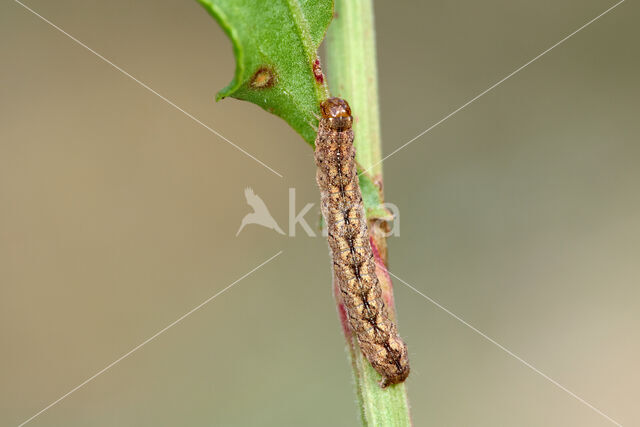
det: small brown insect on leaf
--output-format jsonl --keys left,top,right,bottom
{"left": 250, "top": 65, "right": 277, "bottom": 89}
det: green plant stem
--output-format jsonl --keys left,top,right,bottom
{"left": 325, "top": 1, "right": 412, "bottom": 426}
{"left": 325, "top": 0, "right": 382, "bottom": 177}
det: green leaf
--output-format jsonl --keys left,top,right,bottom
{"left": 197, "top": 0, "right": 333, "bottom": 145}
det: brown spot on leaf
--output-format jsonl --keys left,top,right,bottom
{"left": 250, "top": 66, "right": 277, "bottom": 89}
{"left": 313, "top": 58, "right": 324, "bottom": 84}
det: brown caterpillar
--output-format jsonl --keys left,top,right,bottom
{"left": 315, "top": 97, "right": 409, "bottom": 387}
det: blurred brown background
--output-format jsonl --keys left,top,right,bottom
{"left": 1, "top": 0, "right": 639, "bottom": 425}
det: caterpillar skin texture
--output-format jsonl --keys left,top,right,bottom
{"left": 315, "top": 98, "right": 409, "bottom": 387}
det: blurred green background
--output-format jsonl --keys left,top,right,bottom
{"left": 1, "top": 1, "right": 638, "bottom": 425}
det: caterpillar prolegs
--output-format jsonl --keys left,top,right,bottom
{"left": 314, "top": 98, "right": 409, "bottom": 387}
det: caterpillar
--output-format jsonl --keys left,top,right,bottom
{"left": 314, "top": 97, "right": 410, "bottom": 387}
